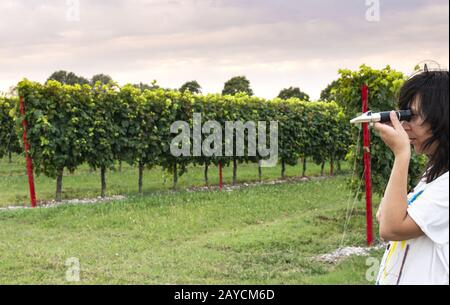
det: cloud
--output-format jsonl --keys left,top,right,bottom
{"left": 0, "top": 0, "right": 448, "bottom": 99}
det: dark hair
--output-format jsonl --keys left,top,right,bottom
{"left": 399, "top": 70, "right": 449, "bottom": 183}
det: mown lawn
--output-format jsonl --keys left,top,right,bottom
{"left": 0, "top": 175, "right": 383, "bottom": 285}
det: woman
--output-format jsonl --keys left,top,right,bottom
{"left": 374, "top": 70, "right": 449, "bottom": 285}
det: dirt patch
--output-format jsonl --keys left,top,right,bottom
{"left": 187, "top": 175, "right": 331, "bottom": 193}
{"left": 0, "top": 195, "right": 126, "bottom": 212}
{"left": 316, "top": 244, "right": 386, "bottom": 264}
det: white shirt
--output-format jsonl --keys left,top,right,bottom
{"left": 377, "top": 172, "right": 449, "bottom": 285}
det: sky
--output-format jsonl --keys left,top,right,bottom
{"left": 0, "top": 0, "right": 448, "bottom": 100}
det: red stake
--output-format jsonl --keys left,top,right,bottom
{"left": 362, "top": 84, "right": 373, "bottom": 246}
{"left": 219, "top": 161, "right": 223, "bottom": 191}
{"left": 20, "top": 96, "right": 37, "bottom": 208}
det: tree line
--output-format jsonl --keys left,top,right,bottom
{"left": 46, "top": 70, "right": 310, "bottom": 99}
{"left": 1, "top": 65, "right": 427, "bottom": 202}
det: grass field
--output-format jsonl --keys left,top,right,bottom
{"left": 1, "top": 155, "right": 351, "bottom": 207}
{"left": 0, "top": 155, "right": 383, "bottom": 285}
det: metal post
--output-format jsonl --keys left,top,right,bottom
{"left": 20, "top": 96, "right": 37, "bottom": 208}
{"left": 362, "top": 84, "right": 373, "bottom": 246}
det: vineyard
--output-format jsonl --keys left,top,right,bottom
{"left": 1, "top": 80, "right": 352, "bottom": 202}
{"left": 0, "top": 65, "right": 427, "bottom": 205}
{"left": 0, "top": 0, "right": 445, "bottom": 287}
{"left": 0, "top": 65, "right": 426, "bottom": 285}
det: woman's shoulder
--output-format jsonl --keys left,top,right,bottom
{"left": 432, "top": 171, "right": 449, "bottom": 184}
{"left": 425, "top": 171, "right": 449, "bottom": 194}
{"left": 413, "top": 171, "right": 448, "bottom": 194}
{"left": 420, "top": 171, "right": 449, "bottom": 185}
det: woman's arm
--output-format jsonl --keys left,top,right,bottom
{"left": 373, "top": 112, "right": 424, "bottom": 241}
{"left": 380, "top": 152, "right": 423, "bottom": 240}
{"left": 376, "top": 199, "right": 383, "bottom": 224}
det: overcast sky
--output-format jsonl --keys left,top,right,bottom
{"left": 0, "top": 0, "right": 448, "bottom": 99}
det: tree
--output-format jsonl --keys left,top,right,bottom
{"left": 320, "top": 80, "right": 338, "bottom": 102}
{"left": 7, "top": 86, "right": 17, "bottom": 97}
{"left": 133, "top": 80, "right": 160, "bottom": 91}
{"left": 333, "top": 65, "right": 426, "bottom": 196}
{"left": 87, "top": 83, "right": 121, "bottom": 198}
{"left": 155, "top": 89, "right": 193, "bottom": 189}
{"left": 274, "top": 99, "right": 304, "bottom": 179}
{"left": 47, "top": 71, "right": 68, "bottom": 83}
{"left": 17, "top": 80, "right": 92, "bottom": 202}
{"left": 180, "top": 81, "right": 202, "bottom": 94}
{"left": 47, "top": 70, "right": 89, "bottom": 85}
{"left": 134, "top": 82, "right": 152, "bottom": 91}
{"left": 222, "top": 76, "right": 253, "bottom": 96}
{"left": 91, "top": 74, "right": 114, "bottom": 86}
{"left": 278, "top": 87, "right": 310, "bottom": 101}
{"left": 0, "top": 97, "right": 21, "bottom": 162}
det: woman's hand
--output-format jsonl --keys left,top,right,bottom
{"left": 373, "top": 111, "right": 411, "bottom": 158}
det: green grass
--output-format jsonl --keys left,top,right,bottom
{"left": 0, "top": 154, "right": 351, "bottom": 207}
{"left": 0, "top": 176, "right": 382, "bottom": 284}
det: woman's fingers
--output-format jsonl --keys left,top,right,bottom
{"left": 373, "top": 112, "right": 411, "bottom": 157}
{"left": 373, "top": 113, "right": 404, "bottom": 137}
{"left": 390, "top": 111, "right": 403, "bottom": 130}
{"left": 373, "top": 122, "right": 382, "bottom": 137}
{"left": 373, "top": 122, "right": 393, "bottom": 135}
